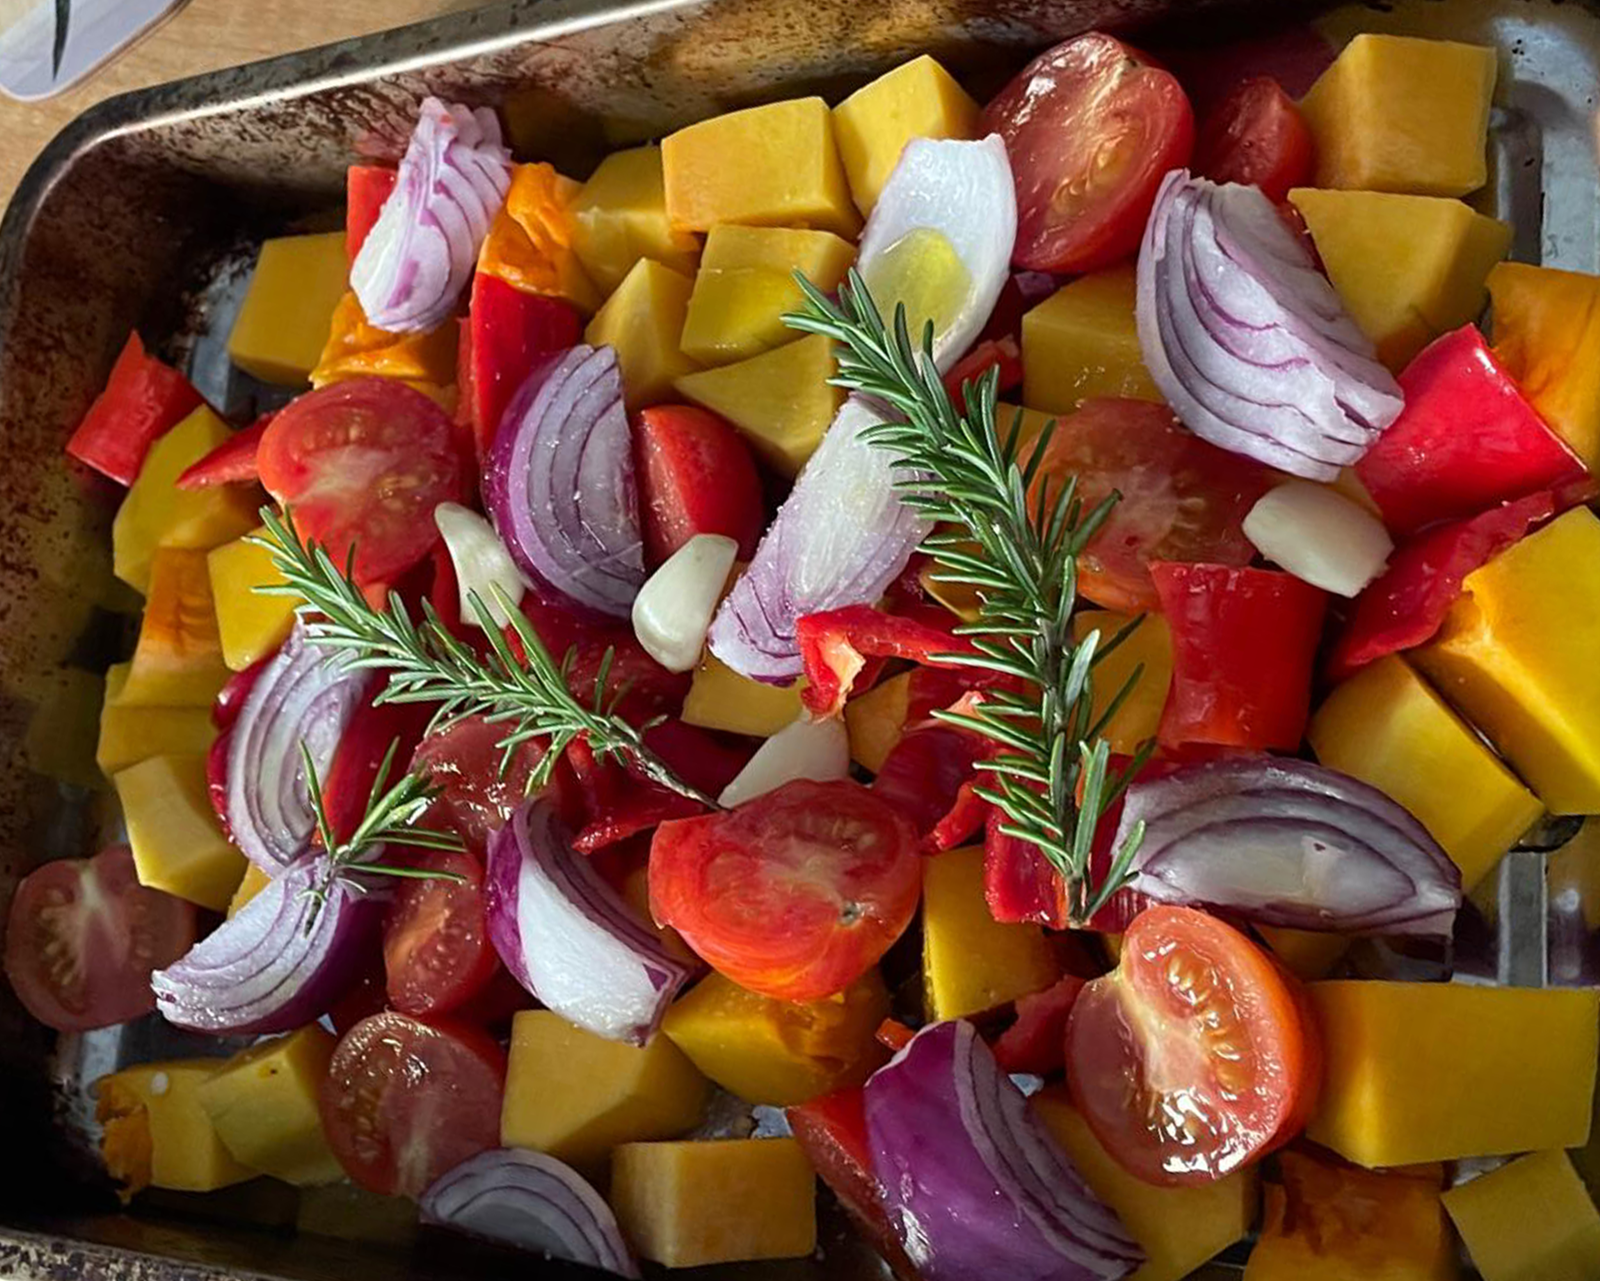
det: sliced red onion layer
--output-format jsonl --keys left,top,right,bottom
{"left": 420, "top": 1148, "right": 639, "bottom": 1278}
{"left": 484, "top": 345, "right": 644, "bottom": 619}
{"left": 351, "top": 98, "right": 512, "bottom": 333}
{"left": 708, "top": 396, "right": 931, "bottom": 682}
{"left": 1136, "top": 170, "right": 1403, "bottom": 481}
{"left": 226, "top": 621, "right": 375, "bottom": 874}
{"left": 152, "top": 855, "right": 379, "bottom": 1034}
{"left": 866, "top": 1020, "right": 1141, "bottom": 1281}
{"left": 1116, "top": 756, "right": 1462, "bottom": 936}
{"left": 485, "top": 797, "right": 692, "bottom": 1044}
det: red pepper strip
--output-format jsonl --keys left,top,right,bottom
{"left": 871, "top": 726, "right": 987, "bottom": 851}
{"left": 458, "top": 274, "right": 583, "bottom": 460}
{"left": 175, "top": 415, "right": 271, "bottom": 490}
{"left": 1354, "top": 325, "right": 1590, "bottom": 537}
{"left": 321, "top": 691, "right": 437, "bottom": 844}
{"left": 1152, "top": 562, "right": 1327, "bottom": 751}
{"left": 992, "top": 973, "right": 1086, "bottom": 1076}
{"left": 346, "top": 165, "right": 398, "bottom": 265}
{"left": 984, "top": 804, "right": 1069, "bottom": 929}
{"left": 875, "top": 1018, "right": 917, "bottom": 1053}
{"left": 66, "top": 331, "right": 204, "bottom": 486}
{"left": 942, "top": 336, "right": 1023, "bottom": 415}
{"left": 564, "top": 738, "right": 705, "bottom": 854}
{"left": 206, "top": 655, "right": 276, "bottom": 838}
{"left": 797, "top": 605, "right": 979, "bottom": 719}
{"left": 641, "top": 719, "right": 753, "bottom": 802}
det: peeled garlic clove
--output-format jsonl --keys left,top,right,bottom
{"left": 435, "top": 502, "right": 530, "bottom": 628}
{"left": 631, "top": 534, "right": 740, "bottom": 674}
{"left": 1243, "top": 480, "right": 1394, "bottom": 598}
{"left": 717, "top": 714, "right": 851, "bottom": 809}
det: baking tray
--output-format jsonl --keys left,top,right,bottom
{"left": 1, "top": 0, "right": 1598, "bottom": 1277}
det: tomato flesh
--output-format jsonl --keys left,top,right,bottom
{"left": 649, "top": 779, "right": 921, "bottom": 1002}
{"left": 1193, "top": 76, "right": 1314, "bottom": 203}
{"left": 1065, "top": 905, "right": 1318, "bottom": 1185}
{"left": 409, "top": 715, "right": 552, "bottom": 852}
{"left": 383, "top": 848, "right": 501, "bottom": 1018}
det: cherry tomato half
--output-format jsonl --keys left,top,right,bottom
{"left": 409, "top": 715, "right": 552, "bottom": 852}
{"left": 649, "top": 779, "right": 921, "bottom": 1002}
{"left": 382, "top": 848, "right": 501, "bottom": 1018}
{"left": 3, "top": 846, "right": 197, "bottom": 1032}
{"left": 319, "top": 1011, "right": 506, "bottom": 1197}
{"left": 983, "top": 33, "right": 1195, "bottom": 274}
{"left": 1065, "top": 905, "right": 1320, "bottom": 1185}
{"left": 257, "top": 378, "right": 464, "bottom": 585}
{"left": 1193, "top": 76, "right": 1315, "bottom": 203}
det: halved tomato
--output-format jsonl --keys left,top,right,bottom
{"left": 319, "top": 1011, "right": 506, "bottom": 1197}
{"left": 382, "top": 848, "right": 501, "bottom": 1018}
{"left": 257, "top": 378, "right": 464, "bottom": 585}
{"left": 1028, "top": 398, "right": 1272, "bottom": 612}
{"left": 3, "top": 846, "right": 197, "bottom": 1032}
{"left": 649, "top": 779, "right": 921, "bottom": 1002}
{"left": 1192, "top": 76, "right": 1315, "bottom": 203}
{"left": 409, "top": 714, "right": 553, "bottom": 852}
{"left": 1065, "top": 905, "right": 1320, "bottom": 1185}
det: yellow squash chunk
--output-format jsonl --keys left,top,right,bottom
{"left": 197, "top": 1026, "right": 343, "bottom": 1186}
{"left": 1256, "top": 926, "right": 1349, "bottom": 981}
{"left": 116, "top": 754, "right": 246, "bottom": 912}
{"left": 1034, "top": 1089, "right": 1257, "bottom": 1281}
{"left": 584, "top": 258, "right": 698, "bottom": 412}
{"left": 310, "top": 291, "right": 457, "bottom": 390}
{"left": 208, "top": 527, "right": 300, "bottom": 672}
{"left": 680, "top": 226, "right": 855, "bottom": 366}
{"left": 1289, "top": 188, "right": 1511, "bottom": 370}
{"left": 97, "top": 1061, "right": 254, "bottom": 1196}
{"left": 1306, "top": 980, "right": 1599, "bottom": 1166}
{"left": 227, "top": 232, "right": 349, "bottom": 385}
{"left": 120, "top": 547, "right": 229, "bottom": 707}
{"left": 924, "top": 845, "right": 1059, "bottom": 1021}
{"left": 1488, "top": 261, "right": 1600, "bottom": 469}
{"left": 682, "top": 654, "right": 805, "bottom": 737}
{"left": 663, "top": 97, "right": 860, "bottom": 238}
{"left": 845, "top": 670, "right": 911, "bottom": 772}
{"left": 112, "top": 406, "right": 260, "bottom": 594}
{"left": 662, "top": 970, "right": 889, "bottom": 1106}
{"left": 1443, "top": 1149, "right": 1600, "bottom": 1281}
{"left": 572, "top": 145, "right": 700, "bottom": 294}
{"left": 622, "top": 864, "right": 696, "bottom": 964}
{"left": 227, "top": 861, "right": 273, "bottom": 920}
{"left": 1072, "top": 610, "right": 1171, "bottom": 755}
{"left": 1414, "top": 508, "right": 1600, "bottom": 813}
{"left": 1022, "top": 269, "right": 1163, "bottom": 413}
{"left": 610, "top": 1138, "right": 816, "bottom": 1268}
{"left": 500, "top": 1010, "right": 708, "bottom": 1171}
{"left": 832, "top": 55, "right": 981, "bottom": 216}
{"left": 1309, "top": 655, "right": 1542, "bottom": 889}
{"left": 478, "top": 162, "right": 602, "bottom": 313}
{"left": 674, "top": 333, "right": 841, "bottom": 475}
{"left": 96, "top": 662, "right": 215, "bottom": 777}
{"left": 1299, "top": 34, "right": 1497, "bottom": 197}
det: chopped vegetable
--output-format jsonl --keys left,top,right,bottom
{"left": 207, "top": 524, "right": 300, "bottom": 671}
{"left": 97, "top": 1061, "right": 254, "bottom": 1196}
{"left": 993, "top": 974, "right": 1085, "bottom": 1077}
{"left": 716, "top": 713, "right": 849, "bottom": 808}
{"left": 1242, "top": 481, "right": 1393, "bottom": 598}
{"left": 344, "top": 164, "right": 397, "bottom": 264}
{"left": 681, "top": 652, "right": 805, "bottom": 737}
{"left": 871, "top": 724, "right": 988, "bottom": 849}
{"left": 65, "top": 330, "right": 203, "bottom": 486}
{"left": 570, "top": 144, "right": 699, "bottom": 294}
{"left": 382, "top": 847, "right": 500, "bottom": 1018}
{"left": 631, "top": 533, "right": 738, "bottom": 674}
{"left": 457, "top": 272, "right": 582, "bottom": 456}
{"left": 1020, "top": 269, "right": 1161, "bottom": 413}
{"left": 634, "top": 403, "right": 764, "bottom": 566}
{"left": 433, "top": 501, "right": 527, "bottom": 629}
{"left": 1192, "top": 75, "right": 1313, "bottom": 202}
{"left": 583, "top": 258, "right": 698, "bottom": 410}
{"left": 476, "top": 161, "right": 600, "bottom": 313}
{"left": 118, "top": 547, "right": 230, "bottom": 706}
{"left": 309, "top": 292, "right": 457, "bottom": 392}
{"left": 229, "top": 231, "right": 351, "bottom": 383}
{"left": 1071, "top": 611, "right": 1171, "bottom": 754}
{"left": 794, "top": 603, "right": 973, "bottom": 718}
{"left": 1441, "top": 1149, "right": 1600, "bottom": 1281}
{"left": 96, "top": 663, "right": 216, "bottom": 775}
{"left": 116, "top": 753, "right": 247, "bottom": 911}
{"left": 175, "top": 415, "right": 269, "bottom": 490}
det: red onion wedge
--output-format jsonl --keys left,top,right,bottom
{"left": 420, "top": 1148, "right": 639, "bottom": 1278}
{"left": 152, "top": 855, "right": 380, "bottom": 1034}
{"left": 865, "top": 1020, "right": 1141, "bottom": 1281}
{"left": 352, "top": 98, "right": 513, "bottom": 333}
{"left": 709, "top": 396, "right": 931, "bottom": 683}
{"left": 484, "top": 345, "right": 645, "bottom": 619}
{"left": 226, "top": 621, "right": 375, "bottom": 874}
{"left": 1115, "top": 755, "right": 1462, "bottom": 936}
{"left": 1136, "top": 171, "right": 1403, "bottom": 481}
{"left": 485, "top": 797, "right": 693, "bottom": 1044}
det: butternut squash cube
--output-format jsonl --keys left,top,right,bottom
{"left": 1034, "top": 1088, "right": 1257, "bottom": 1281}
{"left": 663, "top": 97, "right": 860, "bottom": 238}
{"left": 1073, "top": 610, "right": 1172, "bottom": 755}
{"left": 584, "top": 258, "right": 698, "bottom": 411}
{"left": 96, "top": 662, "right": 215, "bottom": 777}
{"left": 845, "top": 670, "right": 912, "bottom": 772}
{"left": 227, "top": 232, "right": 349, "bottom": 385}
{"left": 680, "top": 226, "right": 855, "bottom": 366}
{"left": 120, "top": 548, "right": 229, "bottom": 707}
{"left": 682, "top": 653, "right": 806, "bottom": 737}
{"left": 1021, "top": 269, "right": 1163, "bottom": 413}
{"left": 1309, "top": 655, "right": 1541, "bottom": 889}
{"left": 1413, "top": 508, "right": 1600, "bottom": 813}
{"left": 208, "top": 527, "right": 299, "bottom": 672}
{"left": 1488, "top": 261, "right": 1600, "bottom": 469}
{"left": 115, "top": 754, "right": 246, "bottom": 912}
{"left": 478, "top": 162, "right": 603, "bottom": 315}
{"left": 1289, "top": 188, "right": 1511, "bottom": 370}
{"left": 572, "top": 145, "right": 700, "bottom": 294}
{"left": 310, "top": 292, "right": 457, "bottom": 390}
{"left": 832, "top": 55, "right": 981, "bottom": 217}
{"left": 1299, "top": 34, "right": 1498, "bottom": 198}
{"left": 924, "top": 845, "right": 1059, "bottom": 1021}
{"left": 674, "top": 333, "right": 842, "bottom": 475}
{"left": 112, "top": 406, "right": 261, "bottom": 594}
{"left": 97, "top": 1061, "right": 254, "bottom": 1196}
{"left": 610, "top": 1138, "right": 817, "bottom": 1267}
{"left": 227, "top": 861, "right": 273, "bottom": 920}
{"left": 1306, "top": 980, "right": 1599, "bottom": 1166}
{"left": 500, "top": 1010, "right": 708, "bottom": 1171}
{"left": 197, "top": 1026, "right": 343, "bottom": 1186}
{"left": 662, "top": 970, "right": 889, "bottom": 1106}
{"left": 1443, "top": 1150, "right": 1600, "bottom": 1281}
{"left": 1256, "top": 926, "right": 1349, "bottom": 981}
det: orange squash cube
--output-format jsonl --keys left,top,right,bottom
{"left": 119, "top": 547, "right": 230, "bottom": 707}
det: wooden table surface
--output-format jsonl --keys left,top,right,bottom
{"left": 0, "top": 0, "right": 487, "bottom": 206}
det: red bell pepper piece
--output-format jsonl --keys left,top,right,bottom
{"left": 875, "top": 1018, "right": 917, "bottom": 1052}
{"left": 871, "top": 725, "right": 988, "bottom": 851}
{"left": 206, "top": 655, "right": 276, "bottom": 837}
{"left": 66, "top": 331, "right": 204, "bottom": 486}
{"left": 562, "top": 738, "right": 705, "bottom": 853}
{"left": 634, "top": 404, "right": 766, "bottom": 566}
{"left": 174, "top": 414, "right": 272, "bottom": 490}
{"left": 984, "top": 804, "right": 1069, "bottom": 929}
{"left": 1354, "top": 325, "right": 1589, "bottom": 536}
{"left": 346, "top": 165, "right": 398, "bottom": 265}
{"left": 797, "top": 605, "right": 978, "bottom": 719}
{"left": 992, "top": 973, "right": 1086, "bottom": 1076}
{"left": 942, "top": 336, "right": 1024, "bottom": 414}
{"left": 641, "top": 719, "right": 753, "bottom": 801}
{"left": 459, "top": 274, "right": 583, "bottom": 458}
{"left": 1152, "top": 563, "right": 1327, "bottom": 751}
{"left": 321, "top": 692, "right": 437, "bottom": 844}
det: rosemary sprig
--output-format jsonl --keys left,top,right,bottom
{"left": 252, "top": 508, "right": 713, "bottom": 808}
{"left": 786, "top": 270, "right": 1152, "bottom": 925}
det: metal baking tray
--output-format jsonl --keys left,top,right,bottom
{"left": 1, "top": 0, "right": 1597, "bottom": 1277}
